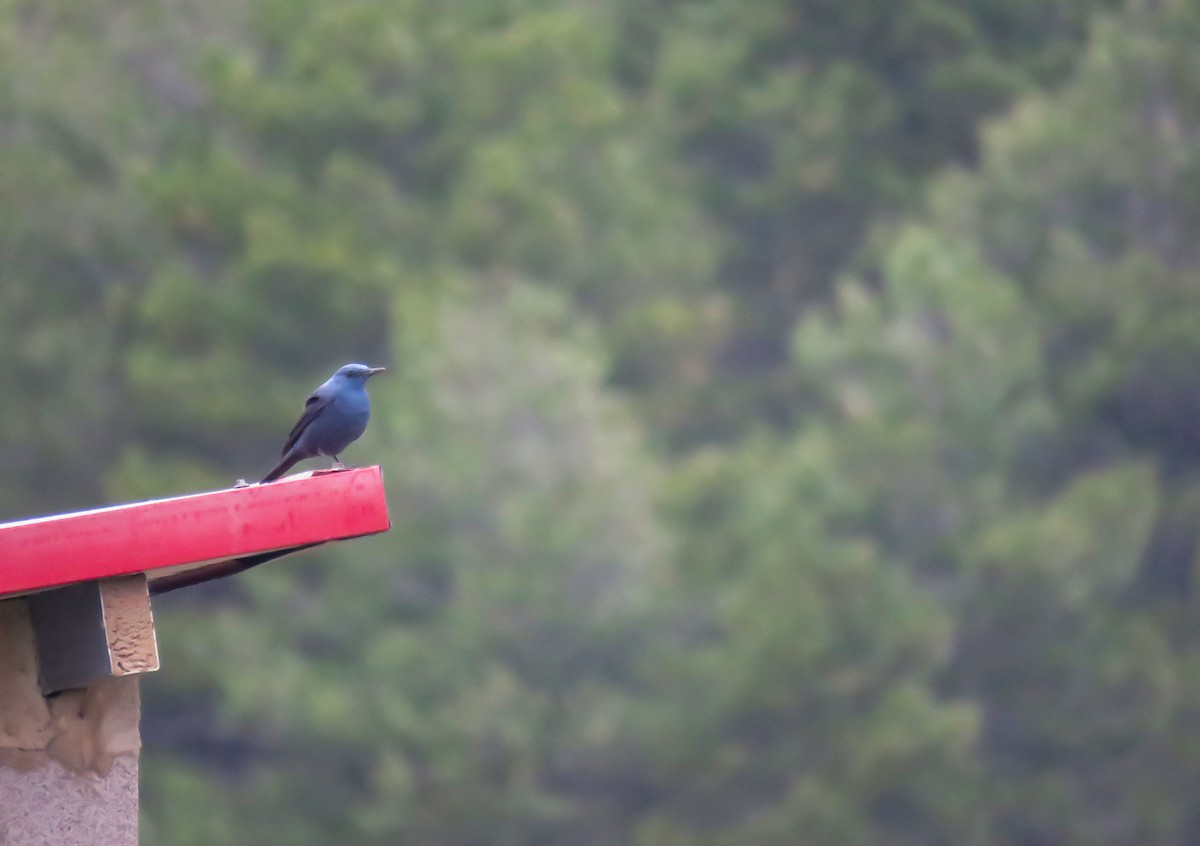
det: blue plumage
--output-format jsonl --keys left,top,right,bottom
{"left": 261, "top": 363, "right": 386, "bottom": 483}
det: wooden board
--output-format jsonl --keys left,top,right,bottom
{"left": 0, "top": 467, "right": 390, "bottom": 599}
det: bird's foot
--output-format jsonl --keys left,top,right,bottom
{"left": 330, "top": 460, "right": 346, "bottom": 471}
{"left": 234, "top": 478, "right": 250, "bottom": 488}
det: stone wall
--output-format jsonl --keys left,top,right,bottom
{"left": 0, "top": 600, "right": 139, "bottom": 846}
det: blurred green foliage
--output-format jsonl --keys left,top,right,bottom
{"left": 3, "top": 0, "right": 1200, "bottom": 843}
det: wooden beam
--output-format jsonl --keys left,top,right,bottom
{"left": 0, "top": 466, "right": 390, "bottom": 599}
{"left": 28, "top": 575, "right": 159, "bottom": 695}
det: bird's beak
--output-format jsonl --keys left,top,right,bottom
{"left": 367, "top": 366, "right": 388, "bottom": 377}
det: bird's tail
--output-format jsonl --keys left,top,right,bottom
{"left": 261, "top": 451, "right": 302, "bottom": 484}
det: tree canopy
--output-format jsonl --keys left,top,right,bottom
{"left": 1, "top": 1, "right": 1198, "bottom": 843}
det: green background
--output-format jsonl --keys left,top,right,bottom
{"left": 2, "top": 0, "right": 1199, "bottom": 842}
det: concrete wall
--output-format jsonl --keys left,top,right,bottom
{"left": 0, "top": 600, "right": 140, "bottom": 846}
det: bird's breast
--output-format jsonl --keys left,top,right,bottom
{"left": 330, "top": 391, "right": 370, "bottom": 424}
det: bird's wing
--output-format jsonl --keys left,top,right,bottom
{"left": 281, "top": 391, "right": 333, "bottom": 456}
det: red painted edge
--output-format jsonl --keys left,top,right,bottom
{"left": 0, "top": 467, "right": 390, "bottom": 599}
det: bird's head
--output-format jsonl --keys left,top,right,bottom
{"left": 334, "top": 363, "right": 388, "bottom": 382}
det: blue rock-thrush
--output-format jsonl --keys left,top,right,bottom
{"left": 261, "top": 363, "right": 386, "bottom": 483}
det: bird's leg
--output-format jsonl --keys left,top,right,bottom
{"left": 331, "top": 455, "right": 345, "bottom": 471}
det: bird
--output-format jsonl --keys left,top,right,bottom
{"left": 260, "top": 363, "right": 387, "bottom": 483}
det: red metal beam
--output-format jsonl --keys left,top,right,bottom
{"left": 0, "top": 467, "right": 390, "bottom": 599}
